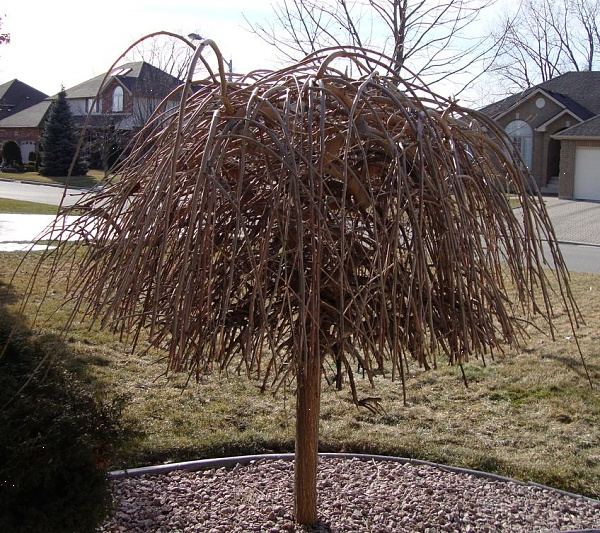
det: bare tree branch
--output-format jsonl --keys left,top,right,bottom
{"left": 246, "top": 0, "right": 500, "bottom": 90}
{"left": 490, "top": 0, "right": 600, "bottom": 91}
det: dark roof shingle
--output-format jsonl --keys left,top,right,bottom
{"left": 60, "top": 61, "right": 180, "bottom": 99}
{"left": 0, "top": 79, "right": 48, "bottom": 121}
{"left": 0, "top": 100, "right": 52, "bottom": 128}
{"left": 554, "top": 114, "right": 600, "bottom": 138}
{"left": 480, "top": 71, "right": 600, "bottom": 119}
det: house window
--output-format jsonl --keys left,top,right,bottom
{"left": 112, "top": 86, "right": 124, "bottom": 112}
{"left": 505, "top": 119, "right": 533, "bottom": 169}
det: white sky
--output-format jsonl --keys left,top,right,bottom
{"left": 1, "top": 0, "right": 277, "bottom": 95}
{"left": 1, "top": 0, "right": 509, "bottom": 103}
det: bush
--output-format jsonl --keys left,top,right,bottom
{"left": 2, "top": 140, "right": 23, "bottom": 168}
{"left": 0, "top": 296, "right": 126, "bottom": 533}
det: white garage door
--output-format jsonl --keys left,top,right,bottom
{"left": 19, "top": 141, "right": 36, "bottom": 162}
{"left": 574, "top": 147, "right": 600, "bottom": 201}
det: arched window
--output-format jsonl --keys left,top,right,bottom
{"left": 505, "top": 120, "right": 533, "bottom": 169}
{"left": 112, "top": 86, "right": 124, "bottom": 112}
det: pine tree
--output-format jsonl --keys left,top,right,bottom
{"left": 40, "top": 89, "right": 87, "bottom": 177}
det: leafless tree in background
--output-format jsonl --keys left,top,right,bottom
{"left": 125, "top": 35, "right": 195, "bottom": 128}
{"left": 490, "top": 0, "right": 600, "bottom": 91}
{"left": 0, "top": 15, "right": 10, "bottom": 45}
{"left": 247, "top": 0, "right": 501, "bottom": 94}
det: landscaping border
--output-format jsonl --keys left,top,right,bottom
{"left": 109, "top": 452, "right": 600, "bottom": 510}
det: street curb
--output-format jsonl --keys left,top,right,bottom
{"left": 109, "top": 452, "right": 600, "bottom": 507}
{"left": 552, "top": 239, "right": 600, "bottom": 249}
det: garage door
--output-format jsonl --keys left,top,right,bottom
{"left": 574, "top": 147, "right": 600, "bottom": 201}
{"left": 19, "top": 141, "right": 36, "bottom": 162}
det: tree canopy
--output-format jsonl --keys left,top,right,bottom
{"left": 33, "top": 40, "right": 582, "bottom": 526}
{"left": 40, "top": 89, "right": 87, "bottom": 177}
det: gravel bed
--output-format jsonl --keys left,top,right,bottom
{"left": 99, "top": 458, "right": 600, "bottom": 532}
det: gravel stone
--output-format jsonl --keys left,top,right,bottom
{"left": 98, "top": 458, "right": 600, "bottom": 532}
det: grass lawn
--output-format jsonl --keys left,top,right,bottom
{"left": 0, "top": 252, "right": 598, "bottom": 499}
{"left": 0, "top": 169, "right": 105, "bottom": 189}
{"left": 0, "top": 198, "right": 60, "bottom": 215}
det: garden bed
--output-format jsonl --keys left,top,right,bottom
{"left": 99, "top": 456, "right": 600, "bottom": 532}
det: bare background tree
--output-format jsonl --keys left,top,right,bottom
{"left": 0, "top": 15, "right": 9, "bottom": 45}
{"left": 247, "top": 0, "right": 501, "bottom": 95}
{"left": 125, "top": 36, "right": 195, "bottom": 128}
{"left": 490, "top": 0, "right": 600, "bottom": 92}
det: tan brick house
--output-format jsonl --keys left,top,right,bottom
{"left": 481, "top": 71, "right": 600, "bottom": 201}
{"left": 0, "top": 62, "right": 180, "bottom": 163}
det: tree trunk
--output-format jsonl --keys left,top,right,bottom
{"left": 335, "top": 355, "right": 343, "bottom": 390}
{"left": 294, "top": 353, "right": 322, "bottom": 525}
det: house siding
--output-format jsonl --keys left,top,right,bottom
{"left": 559, "top": 139, "right": 600, "bottom": 199}
{"left": 0, "top": 127, "right": 41, "bottom": 143}
{"left": 495, "top": 95, "right": 564, "bottom": 188}
{"left": 69, "top": 98, "right": 88, "bottom": 116}
{"left": 101, "top": 80, "right": 133, "bottom": 115}
{"left": 541, "top": 114, "right": 576, "bottom": 181}
{"left": 0, "top": 127, "right": 42, "bottom": 162}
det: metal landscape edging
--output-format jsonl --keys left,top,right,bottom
{"left": 109, "top": 451, "right": 600, "bottom": 508}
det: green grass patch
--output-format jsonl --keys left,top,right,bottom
{"left": 1, "top": 253, "right": 599, "bottom": 500}
{"left": 0, "top": 198, "right": 59, "bottom": 214}
{"left": 0, "top": 169, "right": 105, "bottom": 188}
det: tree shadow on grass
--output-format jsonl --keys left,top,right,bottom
{"left": 542, "top": 353, "right": 600, "bottom": 381}
{"left": 0, "top": 280, "right": 128, "bottom": 533}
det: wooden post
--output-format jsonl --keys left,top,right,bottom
{"left": 294, "top": 352, "right": 322, "bottom": 525}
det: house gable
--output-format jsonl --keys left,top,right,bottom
{"left": 481, "top": 71, "right": 600, "bottom": 195}
{"left": 480, "top": 71, "right": 600, "bottom": 119}
{"left": 493, "top": 89, "right": 569, "bottom": 130}
{"left": 535, "top": 109, "right": 582, "bottom": 133}
{"left": 0, "top": 79, "right": 48, "bottom": 121}
{"left": 552, "top": 115, "right": 600, "bottom": 140}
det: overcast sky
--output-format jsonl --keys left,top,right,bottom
{"left": 1, "top": 0, "right": 507, "bottom": 104}
{"left": 1, "top": 0, "right": 277, "bottom": 95}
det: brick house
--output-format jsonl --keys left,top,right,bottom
{"left": 0, "top": 62, "right": 181, "bottom": 163}
{"left": 480, "top": 71, "right": 600, "bottom": 201}
{"left": 0, "top": 79, "right": 48, "bottom": 162}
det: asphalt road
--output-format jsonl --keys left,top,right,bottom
{"left": 0, "top": 180, "right": 84, "bottom": 207}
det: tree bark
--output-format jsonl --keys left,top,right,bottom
{"left": 294, "top": 353, "right": 322, "bottom": 525}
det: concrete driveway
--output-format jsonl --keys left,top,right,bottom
{"left": 541, "top": 197, "right": 600, "bottom": 245}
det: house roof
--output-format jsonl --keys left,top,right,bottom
{"left": 0, "top": 62, "right": 182, "bottom": 130}
{"left": 480, "top": 71, "right": 600, "bottom": 120}
{"left": 553, "top": 114, "right": 600, "bottom": 139}
{"left": 60, "top": 61, "right": 180, "bottom": 99}
{"left": 0, "top": 79, "right": 48, "bottom": 121}
{"left": 0, "top": 100, "right": 52, "bottom": 128}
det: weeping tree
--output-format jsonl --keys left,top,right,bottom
{"left": 33, "top": 38, "right": 583, "bottom": 526}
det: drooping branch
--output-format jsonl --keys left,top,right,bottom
{"left": 32, "top": 45, "right": 581, "bottom": 399}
